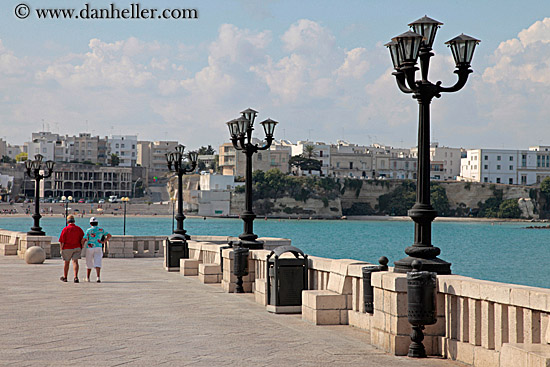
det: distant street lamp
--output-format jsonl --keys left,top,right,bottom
{"left": 132, "top": 177, "right": 141, "bottom": 198}
{"left": 61, "top": 195, "right": 73, "bottom": 226}
{"left": 25, "top": 154, "right": 55, "bottom": 235}
{"left": 386, "top": 16, "right": 479, "bottom": 275}
{"left": 121, "top": 197, "right": 130, "bottom": 235}
{"left": 226, "top": 108, "right": 278, "bottom": 249}
{"left": 165, "top": 145, "right": 198, "bottom": 239}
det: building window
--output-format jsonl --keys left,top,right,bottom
{"left": 484, "top": 155, "right": 488, "bottom": 160}
{"left": 484, "top": 165, "right": 488, "bottom": 169}
{"left": 132, "top": 144, "right": 135, "bottom": 149}
{"left": 319, "top": 151, "right": 323, "bottom": 157}
{"left": 121, "top": 144, "right": 125, "bottom": 148}
{"left": 509, "top": 178, "right": 513, "bottom": 184}
{"left": 336, "top": 162, "right": 340, "bottom": 168}
{"left": 522, "top": 154, "right": 527, "bottom": 167}
{"left": 521, "top": 175, "right": 527, "bottom": 184}
{"left": 350, "top": 162, "right": 353, "bottom": 169}
{"left": 496, "top": 178, "right": 501, "bottom": 183}
{"left": 116, "top": 144, "right": 119, "bottom": 148}
{"left": 509, "top": 165, "right": 513, "bottom": 170}
{"left": 509, "top": 156, "right": 513, "bottom": 161}
{"left": 497, "top": 165, "right": 501, "bottom": 170}
{"left": 257, "top": 153, "right": 262, "bottom": 161}
{"left": 497, "top": 156, "right": 501, "bottom": 161}
{"left": 484, "top": 177, "right": 488, "bottom": 183}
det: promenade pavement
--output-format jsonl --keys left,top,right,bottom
{"left": 0, "top": 255, "right": 465, "bottom": 366}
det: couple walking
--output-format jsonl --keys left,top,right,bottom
{"left": 59, "top": 215, "right": 111, "bottom": 283}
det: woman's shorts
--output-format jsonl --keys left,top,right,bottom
{"left": 86, "top": 247, "right": 103, "bottom": 269}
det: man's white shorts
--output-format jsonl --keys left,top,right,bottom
{"left": 86, "top": 247, "right": 103, "bottom": 269}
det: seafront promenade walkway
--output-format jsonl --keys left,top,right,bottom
{"left": 0, "top": 255, "right": 464, "bottom": 366}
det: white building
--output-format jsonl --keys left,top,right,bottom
{"left": 460, "top": 149, "right": 520, "bottom": 185}
{"left": 6, "top": 144, "right": 21, "bottom": 161}
{"left": 25, "top": 136, "right": 56, "bottom": 161}
{"left": 110, "top": 135, "right": 137, "bottom": 167}
{"left": 519, "top": 146, "right": 550, "bottom": 184}
{"left": 410, "top": 143, "right": 462, "bottom": 181}
{"left": 197, "top": 173, "right": 242, "bottom": 216}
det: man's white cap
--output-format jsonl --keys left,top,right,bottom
{"left": 90, "top": 217, "right": 98, "bottom": 223}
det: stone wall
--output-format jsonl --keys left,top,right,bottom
{"left": 177, "top": 241, "right": 550, "bottom": 367}
{"left": 231, "top": 193, "right": 342, "bottom": 218}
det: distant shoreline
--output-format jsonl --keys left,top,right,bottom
{"left": 0, "top": 213, "right": 540, "bottom": 223}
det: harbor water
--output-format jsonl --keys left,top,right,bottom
{"left": 1, "top": 216, "right": 548, "bottom": 289}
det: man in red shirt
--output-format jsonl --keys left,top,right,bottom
{"left": 59, "top": 214, "right": 85, "bottom": 283}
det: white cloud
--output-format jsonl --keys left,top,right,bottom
{"left": 36, "top": 37, "right": 157, "bottom": 89}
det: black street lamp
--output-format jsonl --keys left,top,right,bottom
{"left": 25, "top": 154, "right": 55, "bottom": 235}
{"left": 386, "top": 16, "right": 480, "bottom": 275}
{"left": 165, "top": 145, "right": 198, "bottom": 240}
{"left": 226, "top": 108, "right": 278, "bottom": 249}
{"left": 121, "top": 197, "right": 129, "bottom": 235}
{"left": 61, "top": 195, "right": 73, "bottom": 226}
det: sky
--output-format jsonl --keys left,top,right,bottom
{"left": 0, "top": 0, "right": 549, "bottom": 151}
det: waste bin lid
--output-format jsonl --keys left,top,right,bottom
{"left": 268, "top": 245, "right": 306, "bottom": 259}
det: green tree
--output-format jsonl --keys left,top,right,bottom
{"left": 109, "top": 154, "right": 120, "bottom": 167}
{"left": 304, "top": 144, "right": 316, "bottom": 159}
{"left": 197, "top": 145, "right": 216, "bottom": 155}
{"left": 430, "top": 183, "right": 450, "bottom": 216}
{"left": 0, "top": 155, "right": 13, "bottom": 163}
{"left": 498, "top": 199, "right": 522, "bottom": 218}
{"left": 378, "top": 181, "right": 416, "bottom": 216}
{"left": 541, "top": 177, "right": 550, "bottom": 195}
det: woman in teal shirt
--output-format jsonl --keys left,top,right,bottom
{"left": 83, "top": 217, "right": 111, "bottom": 283}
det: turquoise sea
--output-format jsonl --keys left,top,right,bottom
{"left": 1, "top": 216, "right": 548, "bottom": 289}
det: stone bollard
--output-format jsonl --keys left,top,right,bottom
{"left": 25, "top": 246, "right": 46, "bottom": 264}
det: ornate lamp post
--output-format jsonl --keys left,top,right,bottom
{"left": 386, "top": 16, "right": 480, "bottom": 274}
{"left": 121, "top": 197, "right": 130, "bottom": 235}
{"left": 61, "top": 195, "right": 73, "bottom": 226}
{"left": 165, "top": 145, "right": 198, "bottom": 239}
{"left": 226, "top": 108, "right": 278, "bottom": 249}
{"left": 25, "top": 154, "right": 55, "bottom": 235}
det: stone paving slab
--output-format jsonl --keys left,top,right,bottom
{"left": 0, "top": 256, "right": 465, "bottom": 366}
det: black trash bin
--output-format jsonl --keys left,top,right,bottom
{"left": 266, "top": 245, "right": 308, "bottom": 313}
{"left": 165, "top": 234, "right": 189, "bottom": 270}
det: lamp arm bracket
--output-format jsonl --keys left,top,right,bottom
{"left": 257, "top": 140, "right": 273, "bottom": 151}
{"left": 437, "top": 67, "right": 472, "bottom": 94}
{"left": 393, "top": 72, "right": 414, "bottom": 94}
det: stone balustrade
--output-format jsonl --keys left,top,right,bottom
{"left": 0, "top": 229, "right": 52, "bottom": 259}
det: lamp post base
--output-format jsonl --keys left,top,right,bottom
{"left": 394, "top": 255, "right": 451, "bottom": 275}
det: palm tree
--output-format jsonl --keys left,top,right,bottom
{"left": 304, "top": 144, "right": 317, "bottom": 159}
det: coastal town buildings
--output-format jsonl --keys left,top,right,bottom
{"left": 218, "top": 139, "right": 291, "bottom": 176}
{"left": 34, "top": 162, "right": 133, "bottom": 199}
{"left": 137, "top": 140, "right": 179, "bottom": 183}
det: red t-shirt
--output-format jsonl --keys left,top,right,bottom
{"left": 59, "top": 223, "right": 84, "bottom": 250}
